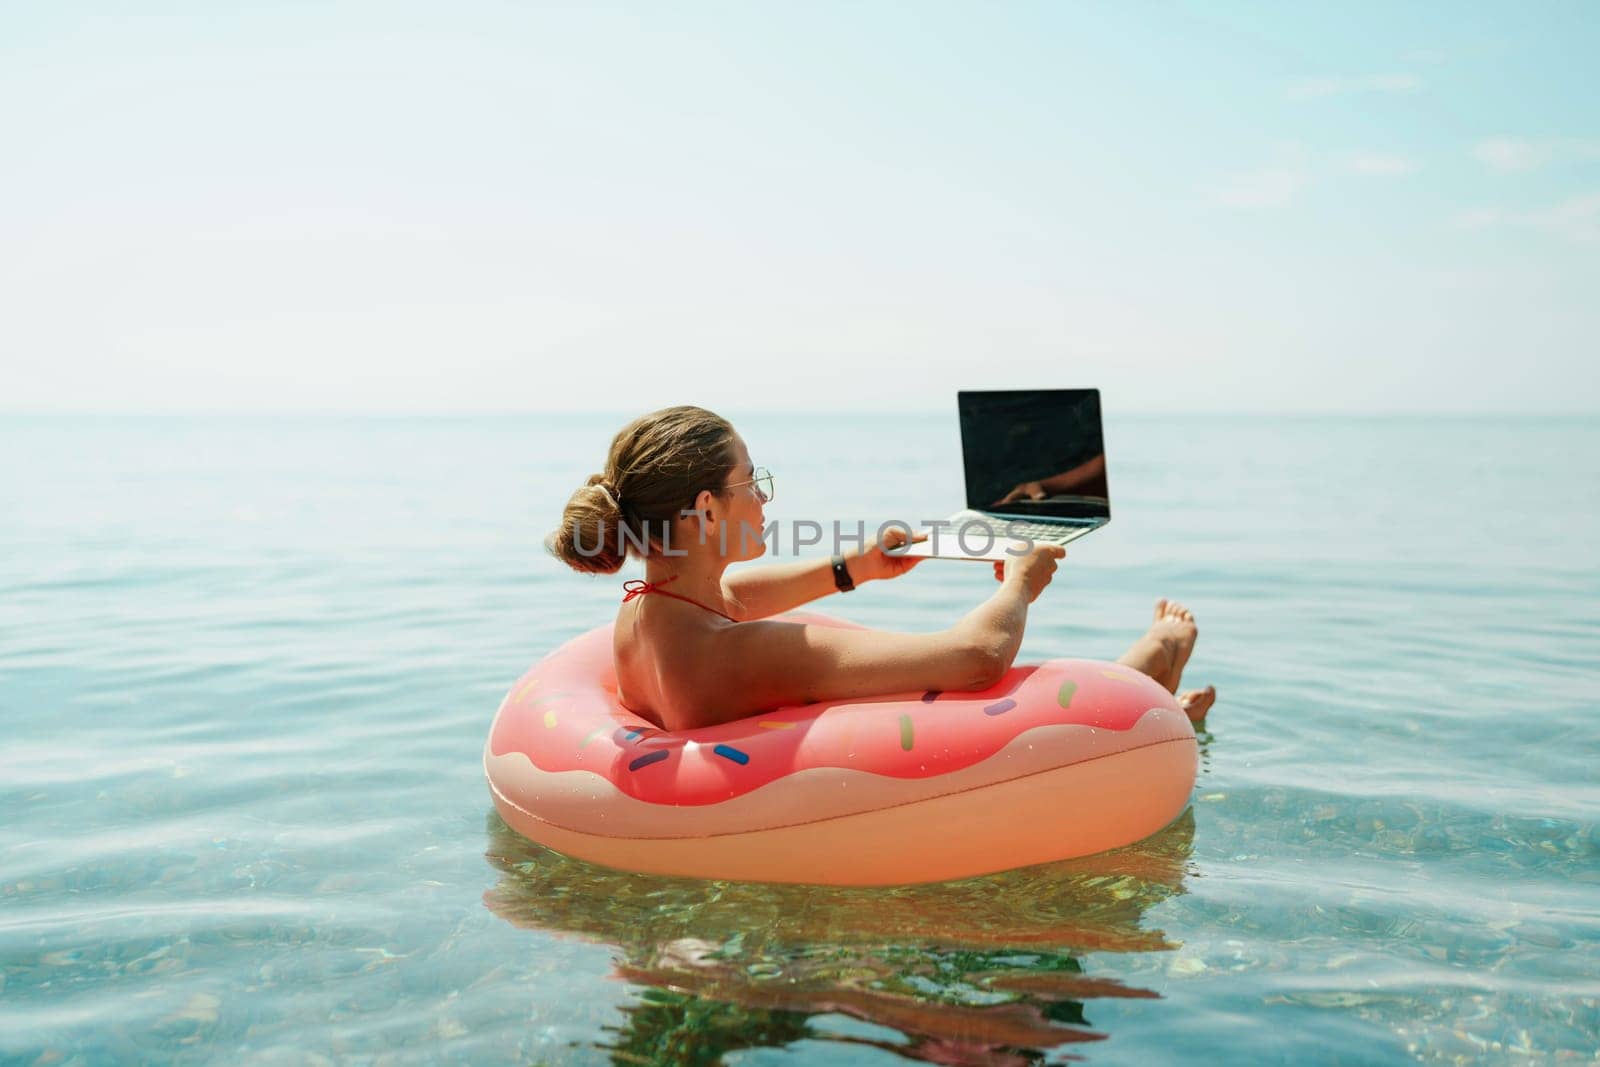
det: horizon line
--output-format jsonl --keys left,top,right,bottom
{"left": 2, "top": 407, "right": 1597, "bottom": 419}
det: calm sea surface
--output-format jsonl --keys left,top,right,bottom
{"left": 2, "top": 413, "right": 1596, "bottom": 1065}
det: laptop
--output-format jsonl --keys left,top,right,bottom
{"left": 897, "top": 388, "right": 1111, "bottom": 561}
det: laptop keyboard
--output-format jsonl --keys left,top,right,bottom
{"left": 947, "top": 512, "right": 1091, "bottom": 544}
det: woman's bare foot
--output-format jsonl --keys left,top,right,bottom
{"left": 1149, "top": 598, "right": 1198, "bottom": 693}
{"left": 1116, "top": 598, "right": 1201, "bottom": 693}
{"left": 1115, "top": 599, "right": 1213, "bottom": 719}
{"left": 1178, "top": 685, "right": 1216, "bottom": 724}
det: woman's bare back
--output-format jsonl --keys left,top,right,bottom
{"left": 612, "top": 590, "right": 1011, "bottom": 732}
{"left": 613, "top": 597, "right": 727, "bottom": 729}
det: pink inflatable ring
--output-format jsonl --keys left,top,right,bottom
{"left": 484, "top": 612, "right": 1198, "bottom": 886}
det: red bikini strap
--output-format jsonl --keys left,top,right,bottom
{"left": 622, "top": 575, "right": 678, "bottom": 603}
{"left": 620, "top": 575, "right": 737, "bottom": 623}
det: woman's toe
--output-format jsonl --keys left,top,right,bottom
{"left": 1178, "top": 685, "right": 1216, "bottom": 722}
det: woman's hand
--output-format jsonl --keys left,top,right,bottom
{"left": 856, "top": 527, "right": 929, "bottom": 583}
{"left": 992, "top": 544, "right": 1065, "bottom": 602}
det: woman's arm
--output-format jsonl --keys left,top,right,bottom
{"left": 662, "top": 576, "right": 1035, "bottom": 729}
{"left": 724, "top": 528, "right": 928, "bottom": 620}
{"left": 721, "top": 553, "right": 863, "bottom": 620}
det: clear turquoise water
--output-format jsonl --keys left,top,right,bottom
{"left": 2, "top": 413, "right": 1596, "bottom": 1065}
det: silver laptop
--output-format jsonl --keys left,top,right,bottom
{"left": 898, "top": 388, "right": 1111, "bottom": 561}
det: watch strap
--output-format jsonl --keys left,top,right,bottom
{"left": 830, "top": 554, "right": 856, "bottom": 593}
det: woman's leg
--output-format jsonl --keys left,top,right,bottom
{"left": 1117, "top": 598, "right": 1215, "bottom": 722}
{"left": 1117, "top": 598, "right": 1195, "bottom": 692}
{"left": 1116, "top": 632, "right": 1177, "bottom": 688}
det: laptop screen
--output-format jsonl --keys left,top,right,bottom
{"left": 957, "top": 389, "right": 1111, "bottom": 521}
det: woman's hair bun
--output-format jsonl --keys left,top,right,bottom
{"left": 544, "top": 405, "right": 738, "bottom": 576}
{"left": 545, "top": 473, "right": 627, "bottom": 574}
{"left": 588, "top": 477, "right": 622, "bottom": 513}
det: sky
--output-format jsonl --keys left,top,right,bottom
{"left": 2, "top": 1, "right": 1596, "bottom": 414}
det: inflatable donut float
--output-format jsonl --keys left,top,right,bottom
{"left": 484, "top": 611, "right": 1198, "bottom": 886}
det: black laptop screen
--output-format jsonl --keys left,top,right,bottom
{"left": 957, "top": 389, "right": 1111, "bottom": 521}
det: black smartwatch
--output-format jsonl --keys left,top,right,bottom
{"left": 830, "top": 554, "right": 856, "bottom": 593}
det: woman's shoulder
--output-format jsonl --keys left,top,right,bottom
{"left": 613, "top": 601, "right": 727, "bottom": 720}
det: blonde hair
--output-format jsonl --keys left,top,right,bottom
{"left": 544, "top": 405, "right": 738, "bottom": 574}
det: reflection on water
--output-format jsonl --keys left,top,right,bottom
{"left": 483, "top": 805, "right": 1197, "bottom": 1064}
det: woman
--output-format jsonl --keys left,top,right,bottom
{"left": 545, "top": 405, "right": 1216, "bottom": 732}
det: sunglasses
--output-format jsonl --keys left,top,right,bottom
{"left": 721, "top": 466, "right": 774, "bottom": 503}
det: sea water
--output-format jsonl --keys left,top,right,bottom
{"left": 2, "top": 412, "right": 1596, "bottom": 1064}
